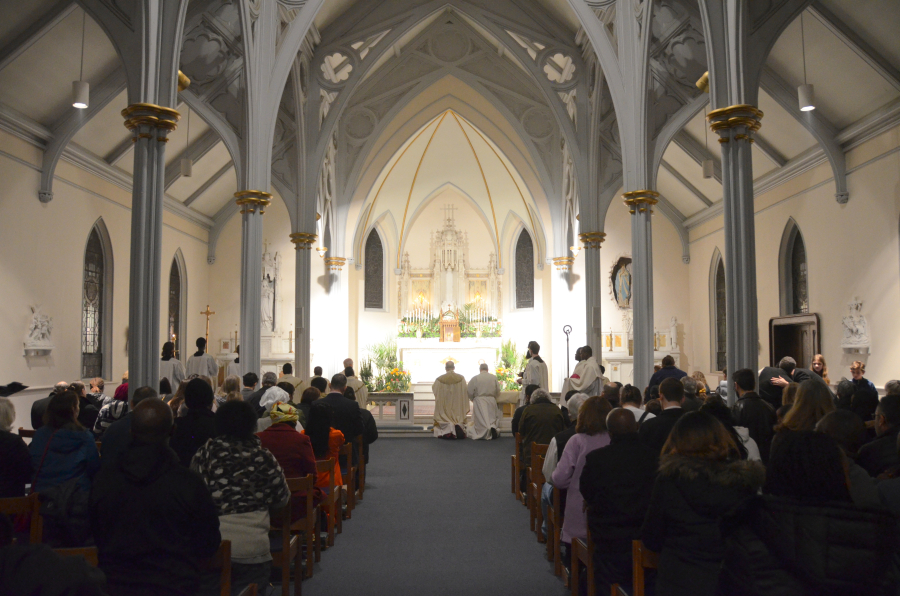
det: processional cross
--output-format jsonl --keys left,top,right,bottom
{"left": 200, "top": 305, "right": 216, "bottom": 351}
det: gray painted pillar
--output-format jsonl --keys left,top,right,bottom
{"left": 291, "top": 233, "right": 315, "bottom": 382}
{"left": 709, "top": 106, "right": 763, "bottom": 405}
{"left": 123, "top": 104, "right": 179, "bottom": 398}
{"left": 580, "top": 232, "right": 606, "bottom": 355}
{"left": 625, "top": 192, "right": 658, "bottom": 391}
{"left": 235, "top": 191, "right": 271, "bottom": 377}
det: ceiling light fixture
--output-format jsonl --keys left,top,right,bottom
{"left": 316, "top": 246, "right": 328, "bottom": 258}
{"left": 181, "top": 106, "right": 193, "bottom": 177}
{"left": 72, "top": 12, "right": 89, "bottom": 109}
{"left": 570, "top": 245, "right": 580, "bottom": 258}
{"left": 798, "top": 13, "right": 815, "bottom": 112}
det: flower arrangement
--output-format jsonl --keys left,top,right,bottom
{"left": 382, "top": 367, "right": 411, "bottom": 392}
{"left": 495, "top": 366, "right": 520, "bottom": 391}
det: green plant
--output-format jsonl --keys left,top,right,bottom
{"left": 365, "top": 337, "right": 411, "bottom": 391}
{"left": 360, "top": 359, "right": 375, "bottom": 393}
{"left": 496, "top": 339, "right": 525, "bottom": 390}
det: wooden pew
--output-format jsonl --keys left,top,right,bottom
{"left": 54, "top": 546, "right": 99, "bottom": 567}
{"left": 285, "top": 475, "right": 318, "bottom": 580}
{"left": 528, "top": 444, "right": 549, "bottom": 537}
{"left": 571, "top": 534, "right": 595, "bottom": 596}
{"left": 612, "top": 540, "right": 659, "bottom": 596}
{"left": 0, "top": 493, "right": 42, "bottom": 544}
{"left": 511, "top": 433, "right": 523, "bottom": 499}
{"left": 271, "top": 495, "right": 303, "bottom": 596}
{"left": 315, "top": 458, "right": 340, "bottom": 547}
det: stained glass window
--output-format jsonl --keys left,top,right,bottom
{"left": 791, "top": 233, "right": 809, "bottom": 314}
{"left": 168, "top": 258, "right": 181, "bottom": 356}
{"left": 715, "top": 259, "right": 727, "bottom": 372}
{"left": 365, "top": 230, "right": 384, "bottom": 309}
{"left": 82, "top": 228, "right": 104, "bottom": 378}
{"left": 515, "top": 230, "right": 534, "bottom": 309}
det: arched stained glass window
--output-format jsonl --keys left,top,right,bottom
{"left": 714, "top": 258, "right": 727, "bottom": 372}
{"left": 515, "top": 230, "right": 534, "bottom": 309}
{"left": 168, "top": 257, "right": 183, "bottom": 357}
{"left": 365, "top": 230, "right": 384, "bottom": 310}
{"left": 779, "top": 220, "right": 809, "bottom": 315}
{"left": 82, "top": 228, "right": 105, "bottom": 378}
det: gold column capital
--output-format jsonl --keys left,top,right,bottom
{"left": 623, "top": 190, "right": 659, "bottom": 215}
{"left": 578, "top": 231, "right": 606, "bottom": 249}
{"left": 121, "top": 103, "right": 181, "bottom": 136}
{"left": 707, "top": 104, "right": 763, "bottom": 136}
{"left": 290, "top": 232, "right": 317, "bottom": 249}
{"left": 325, "top": 257, "right": 347, "bottom": 271}
{"left": 552, "top": 257, "right": 575, "bottom": 271}
{"left": 234, "top": 190, "right": 272, "bottom": 214}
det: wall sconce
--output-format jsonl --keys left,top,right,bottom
{"left": 570, "top": 245, "right": 580, "bottom": 257}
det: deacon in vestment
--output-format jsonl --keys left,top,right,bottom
{"left": 186, "top": 337, "right": 219, "bottom": 390}
{"left": 159, "top": 341, "right": 186, "bottom": 392}
{"left": 432, "top": 361, "right": 469, "bottom": 439}
{"left": 518, "top": 341, "right": 549, "bottom": 406}
{"left": 467, "top": 363, "right": 502, "bottom": 440}
{"left": 225, "top": 345, "right": 241, "bottom": 378}
{"left": 560, "top": 345, "right": 602, "bottom": 397}
{"left": 343, "top": 359, "right": 369, "bottom": 410}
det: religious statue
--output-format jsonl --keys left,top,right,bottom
{"left": 24, "top": 305, "right": 53, "bottom": 355}
{"left": 612, "top": 257, "right": 633, "bottom": 309}
{"left": 668, "top": 316, "right": 678, "bottom": 351}
{"left": 841, "top": 297, "right": 869, "bottom": 349}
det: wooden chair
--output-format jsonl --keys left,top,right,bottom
{"left": 511, "top": 433, "right": 523, "bottom": 499}
{"left": 612, "top": 540, "right": 659, "bottom": 596}
{"left": 528, "top": 444, "right": 549, "bottom": 535}
{"left": 237, "top": 586, "right": 257, "bottom": 596}
{"left": 18, "top": 427, "right": 35, "bottom": 439}
{"left": 54, "top": 546, "right": 99, "bottom": 567}
{"left": 0, "top": 493, "right": 42, "bottom": 544}
{"left": 270, "top": 497, "right": 302, "bottom": 596}
{"left": 340, "top": 442, "right": 356, "bottom": 518}
{"left": 315, "top": 458, "right": 341, "bottom": 547}
{"left": 571, "top": 534, "right": 595, "bottom": 596}
{"left": 285, "top": 475, "right": 317, "bottom": 580}
{"left": 550, "top": 487, "right": 567, "bottom": 577}
{"left": 354, "top": 436, "right": 365, "bottom": 501}
{"left": 200, "top": 540, "right": 232, "bottom": 596}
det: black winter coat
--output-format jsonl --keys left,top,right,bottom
{"left": 170, "top": 409, "right": 218, "bottom": 467}
{"left": 639, "top": 408, "right": 685, "bottom": 455}
{"left": 732, "top": 392, "right": 777, "bottom": 463}
{"left": 718, "top": 495, "right": 900, "bottom": 596}
{"left": 641, "top": 455, "right": 765, "bottom": 596}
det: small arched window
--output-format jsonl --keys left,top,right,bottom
{"left": 364, "top": 229, "right": 384, "bottom": 310}
{"left": 710, "top": 250, "right": 726, "bottom": 372}
{"left": 82, "top": 223, "right": 112, "bottom": 379}
{"left": 168, "top": 253, "right": 186, "bottom": 359}
{"left": 515, "top": 229, "right": 534, "bottom": 309}
{"left": 779, "top": 220, "right": 809, "bottom": 315}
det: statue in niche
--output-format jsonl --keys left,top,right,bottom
{"left": 841, "top": 297, "right": 869, "bottom": 349}
{"left": 611, "top": 257, "right": 633, "bottom": 309}
{"left": 25, "top": 305, "right": 53, "bottom": 347}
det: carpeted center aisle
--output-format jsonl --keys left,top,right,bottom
{"left": 302, "top": 436, "right": 566, "bottom": 596}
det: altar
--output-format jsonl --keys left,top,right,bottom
{"left": 397, "top": 336, "right": 502, "bottom": 383}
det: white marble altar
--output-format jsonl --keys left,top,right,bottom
{"left": 398, "top": 337, "right": 501, "bottom": 383}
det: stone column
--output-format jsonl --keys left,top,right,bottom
{"left": 291, "top": 233, "right": 316, "bottom": 381}
{"left": 624, "top": 191, "right": 658, "bottom": 391}
{"left": 235, "top": 190, "right": 271, "bottom": 377}
{"left": 122, "top": 103, "right": 180, "bottom": 398}
{"left": 580, "top": 232, "right": 606, "bottom": 355}
{"left": 709, "top": 105, "right": 763, "bottom": 405}
{"left": 325, "top": 256, "right": 349, "bottom": 375}
{"left": 550, "top": 256, "right": 576, "bottom": 389}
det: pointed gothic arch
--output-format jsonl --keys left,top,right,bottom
{"left": 514, "top": 228, "right": 535, "bottom": 310}
{"left": 81, "top": 218, "right": 114, "bottom": 379}
{"left": 364, "top": 228, "right": 387, "bottom": 311}
{"left": 168, "top": 249, "right": 188, "bottom": 361}
{"left": 709, "top": 249, "right": 726, "bottom": 372}
{"left": 778, "top": 218, "right": 809, "bottom": 315}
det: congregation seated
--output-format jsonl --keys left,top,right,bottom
{"left": 0, "top": 397, "right": 32, "bottom": 497}
{"left": 99, "top": 386, "right": 158, "bottom": 467}
{"left": 620, "top": 384, "right": 654, "bottom": 424}
{"left": 28, "top": 390, "right": 101, "bottom": 546}
{"left": 640, "top": 411, "right": 765, "bottom": 596}
{"left": 255, "top": 385, "right": 291, "bottom": 432}
{"left": 730, "top": 368, "right": 776, "bottom": 462}
{"left": 30, "top": 381, "right": 69, "bottom": 430}
{"left": 216, "top": 374, "right": 242, "bottom": 407}
{"left": 241, "top": 372, "right": 259, "bottom": 400}
{"left": 835, "top": 378, "right": 855, "bottom": 411}
{"left": 320, "top": 374, "right": 364, "bottom": 466}
{"left": 90, "top": 398, "right": 221, "bottom": 596}
{"left": 170, "top": 378, "right": 218, "bottom": 467}
{"left": 772, "top": 379, "right": 836, "bottom": 457}
{"left": 304, "top": 401, "right": 344, "bottom": 491}
{"left": 580, "top": 408, "right": 658, "bottom": 594}
{"left": 257, "top": 401, "right": 321, "bottom": 521}
{"left": 511, "top": 384, "right": 539, "bottom": 435}
{"left": 540, "top": 393, "right": 588, "bottom": 538}
{"left": 600, "top": 382, "right": 620, "bottom": 409}
{"left": 815, "top": 409, "right": 880, "bottom": 507}
{"left": 276, "top": 381, "right": 296, "bottom": 406}
{"left": 69, "top": 381, "right": 100, "bottom": 432}
{"left": 159, "top": 377, "right": 173, "bottom": 402}
{"left": 310, "top": 375, "right": 328, "bottom": 396}
{"left": 518, "top": 388, "right": 565, "bottom": 493}
{"left": 92, "top": 382, "right": 130, "bottom": 438}
{"left": 346, "top": 387, "right": 379, "bottom": 463}
{"left": 639, "top": 378, "right": 687, "bottom": 453}
{"left": 858, "top": 394, "right": 900, "bottom": 477}
{"left": 647, "top": 355, "right": 686, "bottom": 391}
{"left": 191, "top": 400, "right": 290, "bottom": 595}
{"left": 245, "top": 371, "right": 278, "bottom": 417}
{"left": 680, "top": 377, "right": 701, "bottom": 412}
{"left": 88, "top": 377, "right": 111, "bottom": 407}
{"left": 549, "top": 396, "right": 612, "bottom": 569}
{"left": 297, "top": 386, "right": 319, "bottom": 428}
{"left": 718, "top": 431, "right": 899, "bottom": 596}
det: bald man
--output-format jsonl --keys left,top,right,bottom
{"left": 432, "top": 361, "right": 469, "bottom": 439}
{"left": 90, "top": 398, "right": 221, "bottom": 596}
{"left": 344, "top": 358, "right": 369, "bottom": 410}
{"left": 467, "top": 363, "right": 502, "bottom": 440}
{"left": 580, "top": 408, "right": 658, "bottom": 594}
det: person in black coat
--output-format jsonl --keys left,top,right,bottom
{"left": 758, "top": 363, "right": 792, "bottom": 410}
{"left": 730, "top": 368, "right": 776, "bottom": 463}
{"left": 90, "top": 398, "right": 221, "bottom": 596}
{"left": 245, "top": 372, "right": 278, "bottom": 418}
{"left": 639, "top": 378, "right": 687, "bottom": 454}
{"left": 647, "top": 355, "right": 686, "bottom": 390}
{"left": 170, "top": 379, "right": 218, "bottom": 467}
{"left": 344, "top": 387, "right": 378, "bottom": 464}
{"left": 30, "top": 382, "right": 69, "bottom": 430}
{"left": 859, "top": 394, "right": 900, "bottom": 477}
{"left": 641, "top": 412, "right": 765, "bottom": 596}
{"left": 320, "top": 374, "right": 364, "bottom": 467}
{"left": 70, "top": 381, "right": 100, "bottom": 433}
{"left": 0, "top": 399, "right": 32, "bottom": 498}
{"left": 99, "top": 386, "right": 158, "bottom": 468}
{"left": 718, "top": 430, "right": 899, "bottom": 596}
{"left": 580, "top": 408, "right": 658, "bottom": 594}
{"left": 511, "top": 384, "right": 539, "bottom": 435}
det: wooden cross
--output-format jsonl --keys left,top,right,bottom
{"left": 200, "top": 305, "right": 215, "bottom": 351}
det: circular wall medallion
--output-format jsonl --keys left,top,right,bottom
{"left": 522, "top": 108, "right": 554, "bottom": 140}
{"left": 345, "top": 110, "right": 376, "bottom": 140}
{"left": 430, "top": 31, "right": 470, "bottom": 63}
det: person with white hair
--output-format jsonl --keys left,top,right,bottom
{"left": 467, "top": 363, "right": 502, "bottom": 440}
{"left": 432, "top": 361, "right": 469, "bottom": 439}
{"left": 343, "top": 357, "right": 370, "bottom": 410}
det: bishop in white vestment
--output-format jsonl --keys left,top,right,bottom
{"left": 560, "top": 346, "right": 603, "bottom": 397}
{"left": 432, "top": 361, "right": 469, "bottom": 439}
{"left": 186, "top": 337, "right": 219, "bottom": 389}
{"left": 467, "top": 363, "right": 501, "bottom": 440}
{"left": 518, "top": 341, "right": 549, "bottom": 406}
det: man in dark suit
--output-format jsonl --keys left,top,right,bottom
{"left": 320, "top": 373, "right": 364, "bottom": 467}
{"left": 245, "top": 372, "right": 278, "bottom": 417}
{"left": 639, "top": 378, "right": 686, "bottom": 453}
{"left": 731, "top": 368, "right": 776, "bottom": 463}
{"left": 647, "top": 355, "right": 686, "bottom": 390}
{"left": 30, "top": 381, "right": 69, "bottom": 429}
{"left": 758, "top": 360, "right": 794, "bottom": 409}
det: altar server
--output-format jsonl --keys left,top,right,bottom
{"left": 519, "top": 341, "right": 549, "bottom": 406}
{"left": 159, "top": 341, "right": 186, "bottom": 393}
{"left": 432, "top": 361, "right": 469, "bottom": 439}
{"left": 561, "top": 345, "right": 603, "bottom": 397}
{"left": 226, "top": 345, "right": 241, "bottom": 378}
{"left": 186, "top": 338, "right": 219, "bottom": 390}
{"left": 467, "top": 363, "right": 502, "bottom": 440}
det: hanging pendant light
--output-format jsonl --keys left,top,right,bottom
{"left": 72, "top": 12, "right": 88, "bottom": 109}
{"left": 798, "top": 13, "right": 816, "bottom": 112}
{"left": 702, "top": 106, "right": 714, "bottom": 179}
{"left": 181, "top": 106, "right": 193, "bottom": 177}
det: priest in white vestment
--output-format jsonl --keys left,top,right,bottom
{"left": 226, "top": 345, "right": 241, "bottom": 378}
{"left": 467, "top": 363, "right": 501, "bottom": 440}
{"left": 432, "top": 361, "right": 469, "bottom": 439}
{"left": 518, "top": 341, "right": 549, "bottom": 406}
{"left": 343, "top": 358, "right": 369, "bottom": 410}
{"left": 159, "top": 341, "right": 186, "bottom": 392}
{"left": 186, "top": 337, "right": 219, "bottom": 390}
{"left": 560, "top": 346, "right": 603, "bottom": 397}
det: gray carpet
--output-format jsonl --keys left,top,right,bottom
{"left": 299, "top": 436, "right": 567, "bottom": 596}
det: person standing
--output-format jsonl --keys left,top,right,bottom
{"left": 730, "top": 368, "right": 776, "bottom": 463}
{"left": 432, "top": 362, "right": 469, "bottom": 439}
{"left": 278, "top": 363, "right": 303, "bottom": 390}
{"left": 647, "top": 355, "right": 686, "bottom": 390}
{"left": 186, "top": 338, "right": 219, "bottom": 390}
{"left": 344, "top": 358, "right": 370, "bottom": 410}
{"left": 561, "top": 346, "right": 602, "bottom": 398}
{"left": 159, "top": 342, "right": 186, "bottom": 394}
{"left": 639, "top": 378, "right": 687, "bottom": 454}
{"left": 518, "top": 341, "right": 549, "bottom": 406}
{"left": 467, "top": 363, "right": 502, "bottom": 440}
{"left": 519, "top": 389, "right": 565, "bottom": 493}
